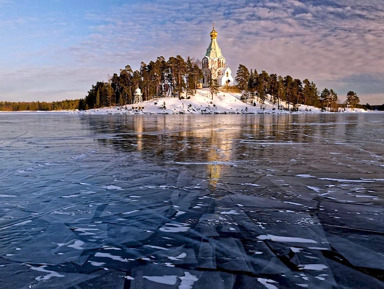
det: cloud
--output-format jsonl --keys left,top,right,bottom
{"left": 1, "top": 0, "right": 384, "bottom": 104}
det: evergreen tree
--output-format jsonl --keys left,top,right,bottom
{"left": 235, "top": 64, "right": 250, "bottom": 91}
{"left": 186, "top": 57, "right": 202, "bottom": 96}
{"left": 119, "top": 65, "right": 133, "bottom": 104}
{"left": 95, "top": 88, "right": 100, "bottom": 108}
{"left": 284, "top": 75, "right": 293, "bottom": 109}
{"left": 257, "top": 71, "right": 270, "bottom": 103}
{"left": 277, "top": 76, "right": 285, "bottom": 109}
{"left": 101, "top": 82, "right": 114, "bottom": 107}
{"left": 303, "top": 80, "right": 319, "bottom": 107}
{"left": 302, "top": 79, "right": 311, "bottom": 105}
{"left": 167, "top": 55, "right": 187, "bottom": 98}
{"left": 140, "top": 62, "right": 150, "bottom": 101}
{"left": 320, "top": 88, "right": 331, "bottom": 110}
{"left": 269, "top": 74, "right": 278, "bottom": 103}
{"left": 248, "top": 69, "right": 257, "bottom": 94}
{"left": 346, "top": 91, "right": 360, "bottom": 108}
{"left": 329, "top": 89, "right": 338, "bottom": 111}
{"left": 193, "top": 62, "right": 203, "bottom": 93}
{"left": 291, "top": 79, "right": 303, "bottom": 109}
{"left": 78, "top": 99, "right": 86, "bottom": 110}
{"left": 111, "top": 73, "right": 121, "bottom": 105}
{"left": 175, "top": 55, "right": 187, "bottom": 98}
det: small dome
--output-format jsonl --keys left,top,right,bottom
{"left": 210, "top": 28, "right": 218, "bottom": 39}
{"left": 134, "top": 87, "right": 142, "bottom": 95}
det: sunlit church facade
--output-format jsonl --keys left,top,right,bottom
{"left": 202, "top": 26, "right": 233, "bottom": 87}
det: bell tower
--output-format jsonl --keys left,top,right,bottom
{"left": 202, "top": 25, "right": 233, "bottom": 87}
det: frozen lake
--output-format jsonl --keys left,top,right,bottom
{"left": 0, "top": 113, "right": 383, "bottom": 288}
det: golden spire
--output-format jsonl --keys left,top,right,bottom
{"left": 210, "top": 23, "right": 218, "bottom": 39}
{"left": 206, "top": 23, "right": 222, "bottom": 59}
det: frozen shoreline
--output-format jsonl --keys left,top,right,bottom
{"left": 79, "top": 89, "right": 368, "bottom": 115}
{"left": 1, "top": 89, "right": 371, "bottom": 115}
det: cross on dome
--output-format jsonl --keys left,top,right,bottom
{"left": 210, "top": 23, "right": 218, "bottom": 39}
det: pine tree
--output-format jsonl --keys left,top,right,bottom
{"left": 119, "top": 65, "right": 133, "bottom": 104}
{"left": 329, "top": 89, "right": 338, "bottom": 111}
{"left": 284, "top": 75, "right": 293, "bottom": 109}
{"left": 95, "top": 88, "right": 100, "bottom": 108}
{"left": 101, "top": 83, "right": 114, "bottom": 107}
{"left": 247, "top": 69, "right": 258, "bottom": 99}
{"left": 111, "top": 73, "right": 121, "bottom": 105}
{"left": 277, "top": 76, "right": 285, "bottom": 109}
{"left": 186, "top": 57, "right": 202, "bottom": 97}
{"left": 320, "top": 88, "right": 331, "bottom": 110}
{"left": 269, "top": 74, "right": 278, "bottom": 103}
{"left": 346, "top": 91, "right": 360, "bottom": 108}
{"left": 257, "top": 71, "right": 270, "bottom": 103}
{"left": 291, "top": 79, "right": 303, "bottom": 109}
{"left": 140, "top": 62, "right": 150, "bottom": 101}
{"left": 302, "top": 79, "right": 311, "bottom": 105}
{"left": 235, "top": 64, "right": 250, "bottom": 91}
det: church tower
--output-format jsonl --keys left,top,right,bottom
{"left": 202, "top": 25, "right": 233, "bottom": 87}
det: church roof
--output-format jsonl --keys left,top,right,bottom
{"left": 205, "top": 26, "right": 223, "bottom": 59}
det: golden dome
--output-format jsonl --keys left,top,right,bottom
{"left": 210, "top": 25, "right": 218, "bottom": 39}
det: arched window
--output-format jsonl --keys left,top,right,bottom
{"left": 203, "top": 58, "right": 208, "bottom": 68}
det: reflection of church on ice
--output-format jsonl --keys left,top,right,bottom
{"left": 202, "top": 25, "right": 234, "bottom": 87}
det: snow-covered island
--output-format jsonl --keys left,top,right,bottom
{"left": 78, "top": 88, "right": 366, "bottom": 115}
{"left": 75, "top": 26, "right": 369, "bottom": 116}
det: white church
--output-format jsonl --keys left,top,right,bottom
{"left": 202, "top": 25, "right": 233, "bottom": 87}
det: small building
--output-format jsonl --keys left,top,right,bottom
{"left": 202, "top": 25, "right": 233, "bottom": 87}
{"left": 134, "top": 87, "right": 143, "bottom": 103}
{"left": 218, "top": 67, "right": 233, "bottom": 87}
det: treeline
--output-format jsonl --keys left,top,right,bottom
{"left": 82, "top": 55, "right": 364, "bottom": 111}
{"left": 235, "top": 64, "right": 360, "bottom": 110}
{"left": 80, "top": 55, "right": 203, "bottom": 110}
{"left": 0, "top": 99, "right": 80, "bottom": 111}
{"left": 366, "top": 104, "right": 384, "bottom": 111}
{"left": 236, "top": 64, "right": 320, "bottom": 109}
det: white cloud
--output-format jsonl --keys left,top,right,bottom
{"left": 1, "top": 0, "right": 384, "bottom": 104}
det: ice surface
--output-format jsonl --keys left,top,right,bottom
{"left": 67, "top": 240, "right": 85, "bottom": 250}
{"left": 257, "top": 235, "right": 318, "bottom": 244}
{"left": 159, "top": 222, "right": 190, "bottom": 232}
{"left": 94, "top": 252, "right": 127, "bottom": 262}
{"left": 28, "top": 265, "right": 65, "bottom": 281}
{"left": 143, "top": 275, "right": 178, "bottom": 285}
{"left": 1, "top": 113, "right": 383, "bottom": 288}
{"left": 179, "top": 272, "right": 199, "bottom": 289}
{"left": 257, "top": 278, "right": 279, "bottom": 289}
{"left": 168, "top": 252, "right": 187, "bottom": 261}
{"left": 298, "top": 264, "right": 328, "bottom": 271}
{"left": 220, "top": 210, "right": 240, "bottom": 215}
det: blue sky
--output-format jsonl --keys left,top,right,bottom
{"left": 0, "top": 0, "right": 383, "bottom": 104}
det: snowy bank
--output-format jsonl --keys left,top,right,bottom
{"left": 78, "top": 89, "right": 367, "bottom": 115}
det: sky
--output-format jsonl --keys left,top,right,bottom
{"left": 0, "top": 0, "right": 383, "bottom": 104}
